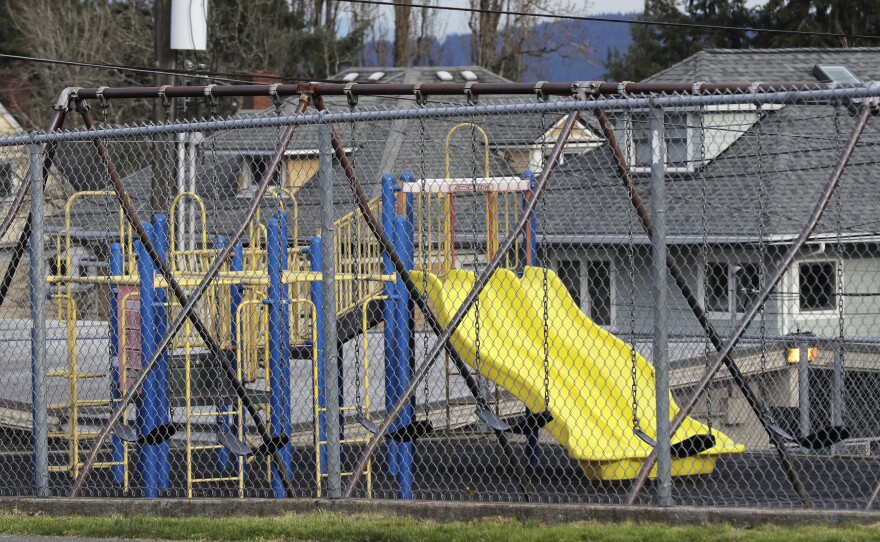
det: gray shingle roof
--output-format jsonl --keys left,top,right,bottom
{"left": 645, "top": 48, "right": 880, "bottom": 83}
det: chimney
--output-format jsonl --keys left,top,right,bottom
{"left": 242, "top": 72, "right": 282, "bottom": 111}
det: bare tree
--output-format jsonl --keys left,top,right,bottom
{"left": 414, "top": 1, "right": 445, "bottom": 65}
{"left": 469, "top": 0, "right": 592, "bottom": 80}
{"left": 7, "top": 0, "right": 153, "bottom": 128}
{"left": 469, "top": 0, "right": 504, "bottom": 70}
{"left": 393, "top": 0, "right": 413, "bottom": 66}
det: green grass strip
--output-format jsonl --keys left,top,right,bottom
{"left": 0, "top": 511, "right": 879, "bottom": 541}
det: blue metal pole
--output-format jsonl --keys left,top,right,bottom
{"left": 229, "top": 240, "right": 245, "bottom": 475}
{"left": 267, "top": 217, "right": 292, "bottom": 498}
{"left": 135, "top": 226, "right": 158, "bottom": 498}
{"left": 395, "top": 214, "right": 414, "bottom": 499}
{"left": 309, "top": 236, "right": 327, "bottom": 475}
{"left": 109, "top": 243, "right": 125, "bottom": 484}
{"left": 277, "top": 213, "right": 294, "bottom": 480}
{"left": 150, "top": 215, "right": 170, "bottom": 493}
{"left": 215, "top": 235, "right": 233, "bottom": 472}
{"left": 380, "top": 174, "right": 399, "bottom": 477}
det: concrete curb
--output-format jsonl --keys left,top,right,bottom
{"left": 2, "top": 498, "right": 880, "bottom": 528}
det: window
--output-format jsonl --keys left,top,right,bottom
{"left": 0, "top": 162, "right": 15, "bottom": 199}
{"left": 586, "top": 261, "right": 612, "bottom": 326}
{"left": 628, "top": 112, "right": 693, "bottom": 171}
{"left": 799, "top": 262, "right": 836, "bottom": 311}
{"left": 558, "top": 260, "right": 613, "bottom": 326}
{"left": 706, "top": 263, "right": 729, "bottom": 313}
{"left": 706, "top": 262, "right": 760, "bottom": 315}
{"left": 557, "top": 260, "right": 581, "bottom": 307}
{"left": 812, "top": 65, "right": 861, "bottom": 84}
{"left": 248, "top": 156, "right": 283, "bottom": 186}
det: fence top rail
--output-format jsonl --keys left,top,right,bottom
{"left": 2, "top": 83, "right": 879, "bottom": 148}
{"left": 68, "top": 81, "right": 876, "bottom": 102}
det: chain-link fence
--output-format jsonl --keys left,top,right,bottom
{"left": 0, "top": 82, "right": 879, "bottom": 508}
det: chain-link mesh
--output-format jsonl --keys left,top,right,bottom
{"left": 0, "top": 84, "right": 878, "bottom": 508}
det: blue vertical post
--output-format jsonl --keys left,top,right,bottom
{"left": 135, "top": 226, "right": 159, "bottom": 498}
{"left": 380, "top": 174, "right": 400, "bottom": 477}
{"left": 109, "top": 243, "right": 125, "bottom": 484}
{"left": 215, "top": 236, "right": 233, "bottom": 472}
{"left": 267, "top": 217, "right": 292, "bottom": 498}
{"left": 396, "top": 172, "right": 416, "bottom": 499}
{"left": 150, "top": 215, "right": 171, "bottom": 493}
{"left": 229, "top": 240, "right": 246, "bottom": 475}
{"left": 521, "top": 170, "right": 542, "bottom": 468}
{"left": 309, "top": 236, "right": 327, "bottom": 475}
{"left": 394, "top": 214, "right": 414, "bottom": 499}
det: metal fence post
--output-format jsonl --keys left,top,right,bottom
{"left": 29, "top": 144, "right": 48, "bottom": 497}
{"left": 650, "top": 107, "right": 672, "bottom": 507}
{"left": 799, "top": 337, "right": 811, "bottom": 437}
{"left": 319, "top": 124, "right": 342, "bottom": 498}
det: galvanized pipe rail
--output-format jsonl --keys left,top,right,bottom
{"left": 69, "top": 81, "right": 869, "bottom": 102}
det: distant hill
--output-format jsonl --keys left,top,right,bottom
{"left": 434, "top": 12, "right": 636, "bottom": 82}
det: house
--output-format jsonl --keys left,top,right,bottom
{"left": 0, "top": 100, "right": 72, "bottom": 319}
{"left": 544, "top": 48, "right": 880, "bottom": 448}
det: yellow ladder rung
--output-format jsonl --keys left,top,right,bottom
{"left": 190, "top": 444, "right": 223, "bottom": 451}
{"left": 48, "top": 372, "right": 108, "bottom": 379}
{"left": 191, "top": 476, "right": 242, "bottom": 483}
{"left": 317, "top": 436, "right": 371, "bottom": 446}
{"left": 320, "top": 470, "right": 366, "bottom": 478}
{"left": 49, "top": 400, "right": 113, "bottom": 409}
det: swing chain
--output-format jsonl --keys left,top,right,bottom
{"left": 469, "top": 107, "right": 483, "bottom": 388}
{"left": 418, "top": 99, "right": 431, "bottom": 417}
{"left": 625, "top": 114, "right": 641, "bottom": 434}
{"left": 539, "top": 96, "right": 550, "bottom": 412}
{"left": 833, "top": 103, "right": 846, "bottom": 399}
{"left": 756, "top": 105, "right": 769, "bottom": 382}
{"left": 349, "top": 96, "right": 365, "bottom": 418}
{"left": 698, "top": 105, "right": 713, "bottom": 433}
{"left": 96, "top": 87, "right": 110, "bottom": 124}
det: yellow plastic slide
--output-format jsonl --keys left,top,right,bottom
{"left": 414, "top": 267, "right": 743, "bottom": 480}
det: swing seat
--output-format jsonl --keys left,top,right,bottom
{"left": 357, "top": 407, "right": 507, "bottom": 442}
{"left": 634, "top": 429, "right": 716, "bottom": 459}
{"left": 769, "top": 422, "right": 849, "bottom": 450}
{"left": 115, "top": 422, "right": 180, "bottom": 445}
{"left": 504, "top": 410, "right": 554, "bottom": 435}
{"left": 217, "top": 432, "right": 253, "bottom": 457}
{"left": 218, "top": 433, "right": 290, "bottom": 457}
{"left": 476, "top": 406, "right": 511, "bottom": 432}
{"left": 357, "top": 414, "right": 436, "bottom": 443}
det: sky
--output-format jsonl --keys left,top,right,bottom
{"left": 361, "top": 0, "right": 774, "bottom": 37}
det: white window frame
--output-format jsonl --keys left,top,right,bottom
{"left": 702, "top": 260, "right": 761, "bottom": 319}
{"left": 622, "top": 110, "right": 700, "bottom": 174}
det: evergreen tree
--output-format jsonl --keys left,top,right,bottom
{"left": 604, "top": 0, "right": 752, "bottom": 82}
{"left": 755, "top": 0, "right": 880, "bottom": 48}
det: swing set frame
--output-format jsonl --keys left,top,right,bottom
{"left": 0, "top": 80, "right": 873, "bottom": 506}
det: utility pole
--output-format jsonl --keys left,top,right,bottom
{"left": 152, "top": 0, "right": 176, "bottom": 214}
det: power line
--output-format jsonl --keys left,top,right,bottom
{"left": 0, "top": 53, "right": 305, "bottom": 86}
{"left": 338, "top": 0, "right": 880, "bottom": 42}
